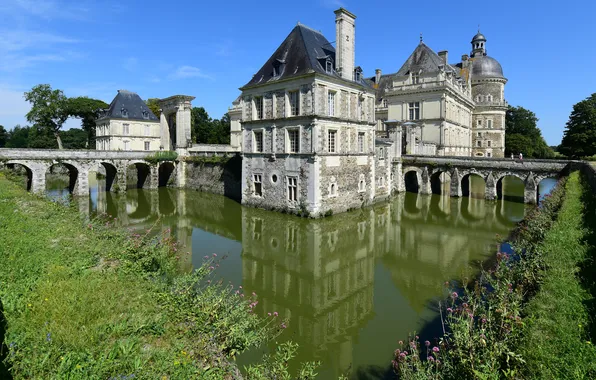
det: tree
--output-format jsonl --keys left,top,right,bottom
{"left": 24, "top": 84, "right": 69, "bottom": 149}
{"left": 505, "top": 106, "right": 554, "bottom": 158}
{"left": 5, "top": 125, "right": 31, "bottom": 148}
{"left": 0, "top": 125, "right": 6, "bottom": 147}
{"left": 61, "top": 128, "right": 88, "bottom": 149}
{"left": 146, "top": 98, "right": 161, "bottom": 120}
{"left": 560, "top": 93, "right": 596, "bottom": 158}
{"left": 66, "top": 97, "right": 108, "bottom": 148}
{"left": 191, "top": 107, "right": 214, "bottom": 143}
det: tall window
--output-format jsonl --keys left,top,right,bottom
{"left": 477, "top": 132, "right": 482, "bottom": 137}
{"left": 487, "top": 119, "right": 493, "bottom": 128}
{"left": 328, "top": 91, "right": 336, "bottom": 116}
{"left": 123, "top": 141, "right": 130, "bottom": 150}
{"left": 254, "top": 130, "right": 263, "bottom": 152}
{"left": 289, "top": 91, "right": 300, "bottom": 116}
{"left": 487, "top": 140, "right": 492, "bottom": 147}
{"left": 253, "top": 174, "right": 262, "bottom": 196}
{"left": 411, "top": 73, "right": 420, "bottom": 84}
{"left": 287, "top": 177, "right": 298, "bottom": 202}
{"left": 358, "top": 132, "right": 365, "bottom": 153}
{"left": 477, "top": 140, "right": 482, "bottom": 147}
{"left": 144, "top": 125, "right": 150, "bottom": 136}
{"left": 123, "top": 123, "right": 130, "bottom": 135}
{"left": 288, "top": 129, "right": 300, "bottom": 153}
{"left": 408, "top": 102, "right": 420, "bottom": 120}
{"left": 328, "top": 130, "right": 337, "bottom": 153}
{"left": 254, "top": 96, "right": 263, "bottom": 120}
{"left": 144, "top": 141, "right": 150, "bottom": 151}
{"left": 477, "top": 119, "right": 482, "bottom": 126}
{"left": 379, "top": 147, "right": 385, "bottom": 160}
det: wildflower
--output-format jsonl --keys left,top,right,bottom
{"left": 468, "top": 313, "right": 474, "bottom": 319}
{"left": 209, "top": 266, "right": 214, "bottom": 270}
{"left": 398, "top": 340, "right": 403, "bottom": 345}
{"left": 46, "top": 332, "right": 51, "bottom": 342}
{"left": 425, "top": 340, "right": 430, "bottom": 347}
{"left": 240, "top": 294, "right": 244, "bottom": 297}
{"left": 447, "top": 308, "right": 453, "bottom": 313}
{"left": 427, "top": 356, "right": 435, "bottom": 362}
{"left": 273, "top": 311, "right": 278, "bottom": 317}
{"left": 239, "top": 286, "right": 243, "bottom": 289}
{"left": 399, "top": 353, "right": 406, "bottom": 358}
{"left": 268, "top": 312, "right": 271, "bottom": 316}
{"left": 482, "top": 318, "right": 487, "bottom": 324}
{"left": 403, "top": 351, "right": 408, "bottom": 355}
{"left": 213, "top": 253, "right": 217, "bottom": 257}
{"left": 203, "top": 255, "right": 208, "bottom": 259}
{"left": 235, "top": 290, "right": 239, "bottom": 295}
{"left": 432, "top": 346, "right": 439, "bottom": 353}
{"left": 252, "top": 292, "right": 256, "bottom": 296}
{"left": 281, "top": 323, "right": 287, "bottom": 329}
{"left": 410, "top": 341, "right": 416, "bottom": 349}
{"left": 207, "top": 280, "right": 211, "bottom": 284}
{"left": 451, "top": 292, "right": 458, "bottom": 299}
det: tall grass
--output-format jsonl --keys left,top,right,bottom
{"left": 0, "top": 173, "right": 317, "bottom": 379}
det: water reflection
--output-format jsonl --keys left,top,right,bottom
{"left": 73, "top": 175, "right": 531, "bottom": 379}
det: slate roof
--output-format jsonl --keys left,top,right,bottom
{"left": 243, "top": 23, "right": 370, "bottom": 89}
{"left": 99, "top": 90, "right": 158, "bottom": 121}
{"left": 395, "top": 42, "right": 459, "bottom": 77}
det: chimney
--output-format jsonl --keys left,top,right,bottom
{"left": 334, "top": 8, "right": 356, "bottom": 81}
{"left": 438, "top": 50, "right": 448, "bottom": 64}
{"left": 375, "top": 69, "right": 382, "bottom": 84}
{"left": 461, "top": 54, "right": 469, "bottom": 61}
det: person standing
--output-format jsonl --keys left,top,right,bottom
{"left": 511, "top": 153, "right": 514, "bottom": 160}
{"left": 519, "top": 152, "right": 523, "bottom": 162}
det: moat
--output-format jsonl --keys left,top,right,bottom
{"left": 49, "top": 176, "right": 555, "bottom": 379}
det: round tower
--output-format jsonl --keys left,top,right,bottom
{"left": 469, "top": 31, "right": 507, "bottom": 158}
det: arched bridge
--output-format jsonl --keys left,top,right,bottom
{"left": 0, "top": 149, "right": 181, "bottom": 196}
{"left": 398, "top": 155, "right": 571, "bottom": 204}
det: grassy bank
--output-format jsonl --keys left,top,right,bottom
{"left": 393, "top": 171, "right": 596, "bottom": 379}
{"left": 0, "top": 173, "right": 316, "bottom": 379}
{"left": 519, "top": 172, "right": 596, "bottom": 378}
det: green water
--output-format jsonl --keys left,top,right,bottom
{"left": 47, "top": 175, "right": 555, "bottom": 379}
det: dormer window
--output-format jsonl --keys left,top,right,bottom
{"left": 354, "top": 66, "right": 363, "bottom": 82}
{"left": 411, "top": 72, "right": 420, "bottom": 84}
{"left": 142, "top": 110, "right": 149, "bottom": 119}
{"left": 273, "top": 60, "right": 285, "bottom": 78}
{"left": 121, "top": 108, "right": 128, "bottom": 118}
{"left": 325, "top": 57, "right": 333, "bottom": 73}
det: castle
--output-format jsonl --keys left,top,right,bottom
{"left": 235, "top": 8, "right": 507, "bottom": 216}
{"left": 95, "top": 7, "right": 507, "bottom": 217}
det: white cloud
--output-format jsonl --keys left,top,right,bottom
{"left": 168, "top": 66, "right": 213, "bottom": 80}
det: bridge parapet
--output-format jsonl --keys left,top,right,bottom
{"left": 0, "top": 148, "right": 152, "bottom": 161}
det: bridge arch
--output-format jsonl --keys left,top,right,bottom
{"left": 158, "top": 162, "right": 176, "bottom": 187}
{"left": 403, "top": 167, "right": 422, "bottom": 193}
{"left": 96, "top": 162, "right": 119, "bottom": 192}
{"left": 496, "top": 174, "right": 525, "bottom": 203}
{"left": 45, "top": 161, "right": 82, "bottom": 195}
{"left": 461, "top": 172, "right": 486, "bottom": 199}
{"left": 5, "top": 161, "right": 34, "bottom": 191}
{"left": 430, "top": 170, "right": 451, "bottom": 196}
{"left": 126, "top": 161, "right": 152, "bottom": 189}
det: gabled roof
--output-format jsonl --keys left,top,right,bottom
{"left": 242, "top": 23, "right": 339, "bottom": 88}
{"left": 395, "top": 42, "right": 459, "bottom": 77}
{"left": 100, "top": 90, "right": 158, "bottom": 121}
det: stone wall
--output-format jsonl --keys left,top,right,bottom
{"left": 185, "top": 155, "right": 242, "bottom": 201}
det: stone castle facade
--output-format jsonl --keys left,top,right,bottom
{"left": 235, "top": 8, "right": 508, "bottom": 216}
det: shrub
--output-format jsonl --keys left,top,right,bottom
{"left": 145, "top": 150, "right": 178, "bottom": 164}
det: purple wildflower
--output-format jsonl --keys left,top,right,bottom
{"left": 425, "top": 340, "right": 430, "bottom": 347}
{"left": 432, "top": 346, "right": 439, "bottom": 353}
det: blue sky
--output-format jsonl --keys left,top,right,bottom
{"left": 1, "top": 0, "right": 594, "bottom": 145}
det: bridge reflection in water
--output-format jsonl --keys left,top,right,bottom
{"left": 69, "top": 176, "right": 546, "bottom": 379}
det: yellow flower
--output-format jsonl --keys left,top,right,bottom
{"left": 44, "top": 298, "right": 48, "bottom": 301}
{"left": 76, "top": 364, "right": 82, "bottom": 369}
{"left": 174, "top": 360, "right": 180, "bottom": 365}
{"left": 27, "top": 304, "right": 32, "bottom": 307}
{"left": 60, "top": 356, "right": 64, "bottom": 361}
{"left": 587, "top": 341, "right": 592, "bottom": 345}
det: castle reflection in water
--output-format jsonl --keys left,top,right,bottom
{"left": 79, "top": 183, "right": 524, "bottom": 377}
